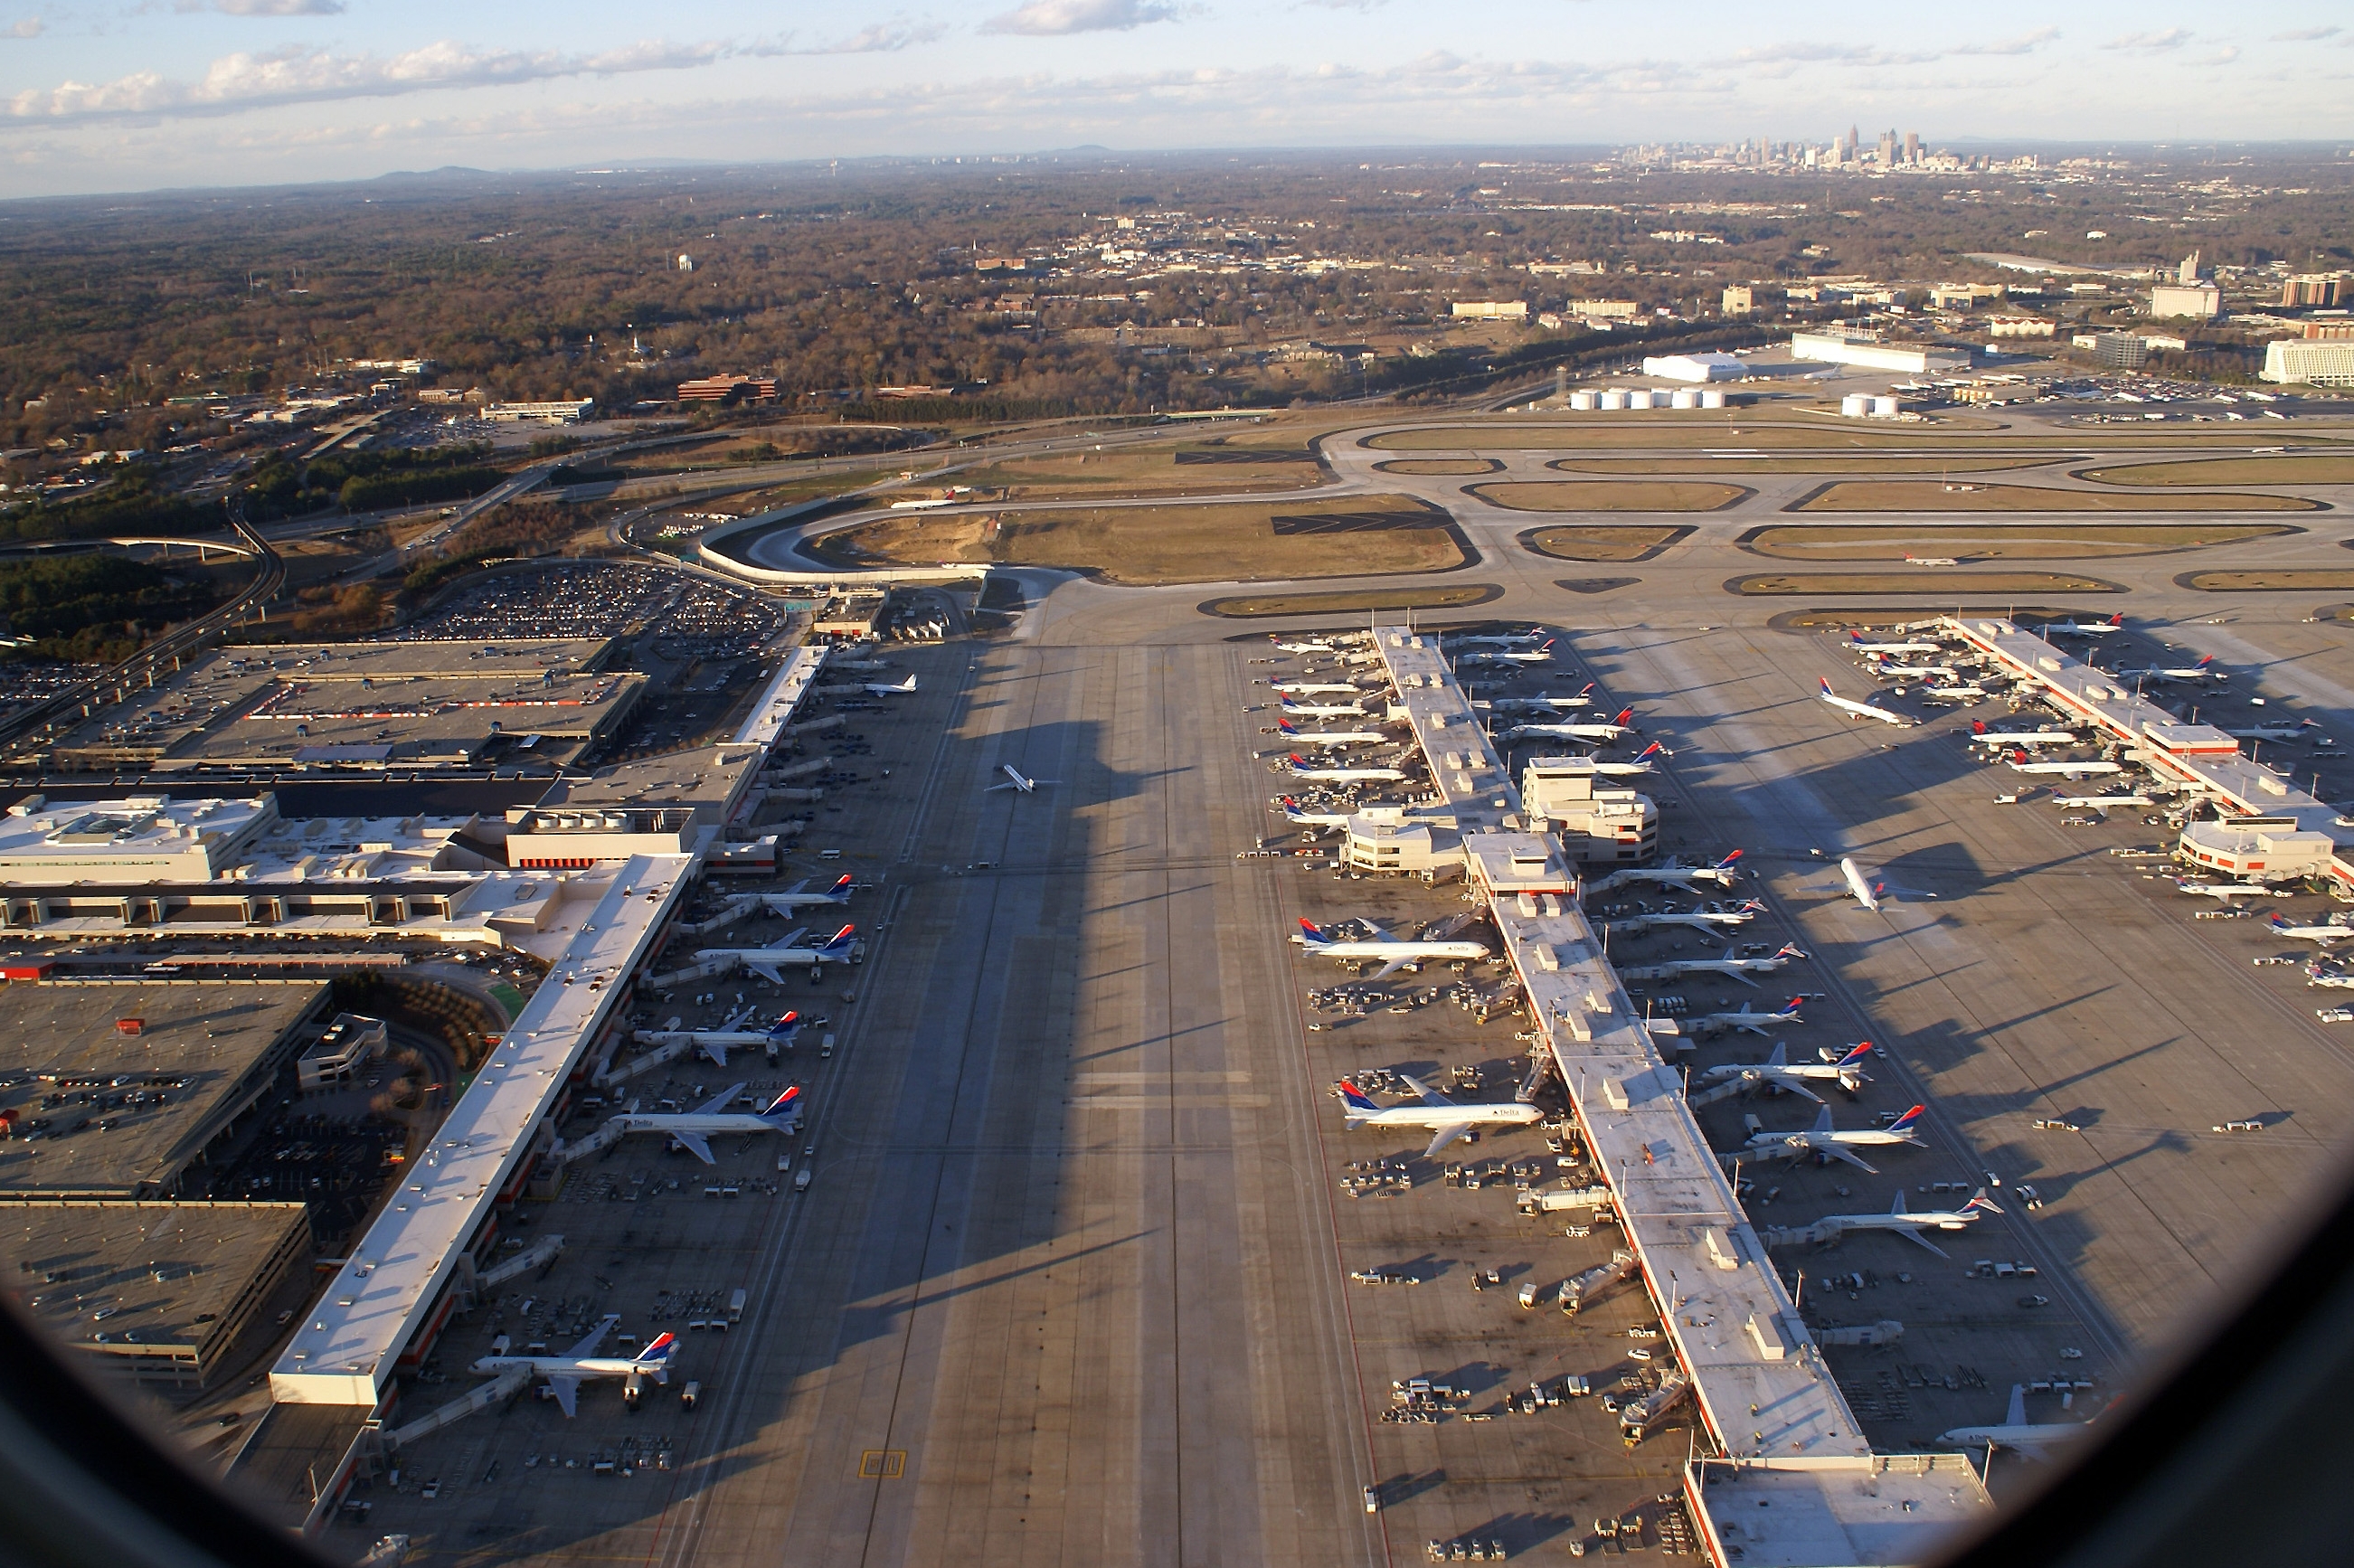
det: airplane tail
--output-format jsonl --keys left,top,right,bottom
{"left": 1777, "top": 997, "right": 1804, "bottom": 1017}
{"left": 1962, "top": 1187, "right": 2005, "bottom": 1216}
{"left": 1577, "top": 683, "right": 1596, "bottom": 698}
{"left": 817, "top": 924, "right": 857, "bottom": 957}
{"left": 1277, "top": 717, "right": 1300, "bottom": 734}
{"left": 2269, "top": 914, "right": 2296, "bottom": 933}
{"left": 2105, "top": 613, "right": 2122, "bottom": 628}
{"left": 1337, "top": 1080, "right": 1381, "bottom": 1114}
{"left": 1296, "top": 918, "right": 1330, "bottom": 946}
{"left": 1715, "top": 849, "right": 1744, "bottom": 873}
{"left": 634, "top": 1332, "right": 678, "bottom": 1368}
{"left": 1836, "top": 1041, "right": 1874, "bottom": 1068}
{"left": 1612, "top": 707, "right": 1633, "bottom": 726}
{"left": 1773, "top": 942, "right": 1809, "bottom": 961}
{"left": 2196, "top": 655, "right": 2215, "bottom": 668}
{"left": 1887, "top": 1104, "right": 1926, "bottom": 1138}
{"left": 1820, "top": 677, "right": 1837, "bottom": 697}
{"left": 767, "top": 1011, "right": 803, "bottom": 1044}
{"left": 1286, "top": 753, "right": 1312, "bottom": 771}
{"left": 1971, "top": 719, "right": 1987, "bottom": 735}
{"left": 1636, "top": 741, "right": 1666, "bottom": 761}
{"left": 827, "top": 874, "right": 854, "bottom": 898}
{"left": 760, "top": 1085, "right": 804, "bottom": 1124}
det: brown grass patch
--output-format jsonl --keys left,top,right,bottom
{"left": 1470, "top": 480, "right": 1744, "bottom": 513}
{"left": 1744, "top": 523, "right": 2295, "bottom": 560}
{"left": 1550, "top": 456, "right": 2039, "bottom": 476}
{"left": 2183, "top": 571, "right": 2354, "bottom": 591}
{"left": 1522, "top": 525, "right": 1692, "bottom": 562}
{"left": 2082, "top": 456, "right": 2354, "bottom": 487}
{"left": 933, "top": 446, "right": 1324, "bottom": 502}
{"left": 1377, "top": 458, "right": 1505, "bottom": 476}
{"left": 1366, "top": 422, "right": 2285, "bottom": 452}
{"left": 1202, "top": 583, "right": 1503, "bottom": 618}
{"left": 1732, "top": 570, "right": 2124, "bottom": 595}
{"left": 811, "top": 494, "right": 1462, "bottom": 587}
{"left": 1793, "top": 481, "right": 2319, "bottom": 513}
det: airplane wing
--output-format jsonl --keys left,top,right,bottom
{"left": 1894, "top": 1227, "right": 1950, "bottom": 1259}
{"left": 566, "top": 1314, "right": 619, "bottom": 1359}
{"left": 1398, "top": 1074, "right": 1458, "bottom": 1109}
{"left": 1778, "top": 1080, "right": 1827, "bottom": 1105}
{"left": 743, "top": 960, "right": 787, "bottom": 984}
{"left": 546, "top": 1374, "right": 581, "bottom": 1418}
{"left": 2005, "top": 1384, "right": 2028, "bottom": 1427}
{"left": 780, "top": 878, "right": 810, "bottom": 895}
{"left": 985, "top": 779, "right": 1020, "bottom": 791}
{"left": 1423, "top": 1122, "right": 1476, "bottom": 1160}
{"left": 695, "top": 1082, "right": 748, "bottom": 1115}
{"left": 701, "top": 1041, "right": 730, "bottom": 1069}
{"left": 1819, "top": 1142, "right": 1880, "bottom": 1175}
{"left": 1367, "top": 956, "right": 1414, "bottom": 981}
{"left": 672, "top": 1132, "right": 715, "bottom": 1165}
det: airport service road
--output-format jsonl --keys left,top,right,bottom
{"left": 650, "top": 639, "right": 1383, "bottom": 1568}
{"left": 1585, "top": 619, "right": 2354, "bottom": 1369}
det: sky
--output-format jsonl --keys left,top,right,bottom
{"left": 0, "top": 1, "right": 2347, "bottom": 199}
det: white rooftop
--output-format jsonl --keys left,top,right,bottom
{"left": 0, "top": 794, "right": 276, "bottom": 884}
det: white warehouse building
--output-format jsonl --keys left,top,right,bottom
{"left": 1640, "top": 352, "right": 1746, "bottom": 383}
{"left": 1789, "top": 332, "right": 1971, "bottom": 374}
{"left": 2263, "top": 338, "right": 2354, "bottom": 388}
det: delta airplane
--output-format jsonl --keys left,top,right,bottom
{"left": 2170, "top": 875, "right": 2275, "bottom": 902}
{"left": 1683, "top": 997, "right": 1806, "bottom": 1039}
{"left": 1819, "top": 679, "right": 1915, "bottom": 727}
{"left": 1587, "top": 850, "right": 1744, "bottom": 893}
{"left": 1922, "top": 682, "right": 1990, "bottom": 704}
{"left": 1602, "top": 901, "right": 1763, "bottom": 936}
{"left": 1269, "top": 679, "right": 1366, "bottom": 696}
{"left": 470, "top": 1317, "right": 677, "bottom": 1417}
{"left": 2051, "top": 793, "right": 2154, "bottom": 809}
{"left": 1620, "top": 942, "right": 1809, "bottom": 989}
{"left": 695, "top": 925, "right": 861, "bottom": 983}
{"left": 2045, "top": 613, "right": 2123, "bottom": 638}
{"left": 733, "top": 874, "right": 855, "bottom": 916}
{"left": 2228, "top": 720, "right": 2321, "bottom": 742}
{"left": 1741, "top": 1104, "right": 1927, "bottom": 1174}
{"left": 1293, "top": 919, "right": 1490, "bottom": 979}
{"left": 864, "top": 674, "right": 919, "bottom": 696}
{"left": 1871, "top": 656, "right": 1962, "bottom": 682}
{"left": 1337, "top": 1075, "right": 1543, "bottom": 1158}
{"left": 1272, "top": 638, "right": 1336, "bottom": 654}
{"left": 1503, "top": 707, "right": 1637, "bottom": 743}
{"left": 2007, "top": 754, "right": 2124, "bottom": 777}
{"left": 610, "top": 1082, "right": 804, "bottom": 1164}
{"left": 1969, "top": 722, "right": 2079, "bottom": 748}
{"left": 1804, "top": 1187, "right": 2002, "bottom": 1257}
{"left": 2267, "top": 913, "right": 2354, "bottom": 946}
{"left": 1449, "top": 630, "right": 1546, "bottom": 648}
{"left": 1286, "top": 753, "right": 1409, "bottom": 784}
{"left": 1825, "top": 856, "right": 1935, "bottom": 913}
{"left": 2106, "top": 654, "right": 2223, "bottom": 683}
{"left": 1277, "top": 796, "right": 1355, "bottom": 829}
{"left": 1580, "top": 742, "right": 1671, "bottom": 777}
{"left": 1486, "top": 685, "right": 1598, "bottom": 711}
{"left": 1456, "top": 638, "right": 1557, "bottom": 666}
{"left": 1937, "top": 1385, "right": 2094, "bottom": 1457}
{"left": 1846, "top": 631, "right": 1943, "bottom": 656}
{"left": 1278, "top": 695, "right": 1371, "bottom": 720}
{"left": 1275, "top": 717, "right": 1388, "bottom": 749}
{"left": 634, "top": 1011, "right": 805, "bottom": 1069}
{"left": 987, "top": 764, "right": 1058, "bottom": 793}
{"left": 1696, "top": 1041, "right": 1872, "bottom": 1102}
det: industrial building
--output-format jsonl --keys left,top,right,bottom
{"left": 1641, "top": 352, "right": 1746, "bottom": 383}
{"left": 1788, "top": 332, "right": 1971, "bottom": 374}
{"left": 676, "top": 375, "right": 780, "bottom": 404}
{"left": 483, "top": 400, "right": 594, "bottom": 424}
{"left": 2148, "top": 252, "right": 2221, "bottom": 320}
{"left": 1450, "top": 300, "right": 1528, "bottom": 320}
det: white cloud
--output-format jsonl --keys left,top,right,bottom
{"left": 982, "top": 0, "right": 1180, "bottom": 37}
{"left": 207, "top": 0, "right": 347, "bottom": 14}
{"left": 2207, "top": 44, "right": 2240, "bottom": 63}
{"left": 2104, "top": 28, "right": 2192, "bottom": 52}
{"left": 6, "top": 14, "right": 39, "bottom": 34}
{"left": 1952, "top": 26, "right": 2060, "bottom": 56}
{"left": 805, "top": 20, "right": 948, "bottom": 53}
{"left": 5, "top": 37, "right": 747, "bottom": 121}
{"left": 2269, "top": 26, "right": 2339, "bottom": 41}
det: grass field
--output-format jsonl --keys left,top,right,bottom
{"left": 1732, "top": 570, "right": 2125, "bottom": 595}
{"left": 1201, "top": 583, "right": 1502, "bottom": 617}
{"left": 930, "top": 446, "right": 1323, "bottom": 502}
{"left": 1470, "top": 480, "right": 1744, "bottom": 512}
{"left": 2183, "top": 571, "right": 2354, "bottom": 591}
{"left": 810, "top": 494, "right": 1462, "bottom": 586}
{"left": 2083, "top": 456, "right": 2354, "bottom": 487}
{"left": 1376, "top": 458, "right": 1504, "bottom": 476}
{"left": 1521, "top": 525, "right": 1691, "bottom": 562}
{"left": 1549, "top": 456, "right": 2042, "bottom": 476}
{"left": 1744, "top": 523, "right": 2296, "bottom": 560}
{"left": 1365, "top": 422, "right": 2306, "bottom": 452}
{"left": 1793, "top": 481, "right": 2320, "bottom": 513}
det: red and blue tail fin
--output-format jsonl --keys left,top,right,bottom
{"left": 1297, "top": 918, "right": 1330, "bottom": 943}
{"left": 1338, "top": 1080, "right": 1380, "bottom": 1113}
{"left": 1887, "top": 1104, "right": 1925, "bottom": 1137}
{"left": 1819, "top": 677, "right": 1837, "bottom": 696}
{"left": 1836, "top": 1041, "right": 1874, "bottom": 1067}
{"left": 1776, "top": 997, "right": 1804, "bottom": 1017}
{"left": 634, "top": 1332, "right": 677, "bottom": 1366}
{"left": 761, "top": 1084, "right": 803, "bottom": 1122}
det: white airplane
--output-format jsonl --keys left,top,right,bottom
{"left": 2007, "top": 755, "right": 2124, "bottom": 777}
{"left": 2228, "top": 720, "right": 2320, "bottom": 742}
{"left": 987, "top": 764, "right": 1058, "bottom": 793}
{"left": 1269, "top": 680, "right": 1365, "bottom": 695}
{"left": 733, "top": 874, "right": 855, "bottom": 915}
{"left": 1819, "top": 678, "right": 1914, "bottom": 727}
{"left": 1337, "top": 1075, "right": 1543, "bottom": 1159}
{"left": 1504, "top": 707, "right": 1637, "bottom": 743}
{"left": 1697, "top": 1041, "right": 1872, "bottom": 1102}
{"left": 1581, "top": 741, "right": 1670, "bottom": 776}
{"left": 1938, "top": 1384, "right": 2094, "bottom": 1457}
{"left": 1871, "top": 655, "right": 1961, "bottom": 681}
{"left": 1969, "top": 722, "right": 2079, "bottom": 748}
{"left": 1272, "top": 638, "right": 1336, "bottom": 654}
{"left": 2044, "top": 613, "right": 2123, "bottom": 638}
{"left": 1602, "top": 900, "right": 1763, "bottom": 935}
{"left": 1486, "top": 685, "right": 1597, "bottom": 711}
{"left": 1459, "top": 640, "right": 1555, "bottom": 666}
{"left": 1683, "top": 996, "right": 1806, "bottom": 1038}
{"left": 1277, "top": 796, "right": 1354, "bottom": 829}
{"left": 634, "top": 1011, "right": 806, "bottom": 1069}
{"left": 1741, "top": 1104, "right": 1926, "bottom": 1174}
{"left": 1921, "top": 683, "right": 1990, "bottom": 704}
{"left": 2267, "top": 913, "right": 2354, "bottom": 946}
{"left": 1846, "top": 631, "right": 1942, "bottom": 656}
{"left": 1587, "top": 850, "right": 1744, "bottom": 893}
{"left": 2106, "top": 654, "right": 2222, "bottom": 683}
{"left": 695, "top": 925, "right": 861, "bottom": 983}
{"left": 1449, "top": 630, "right": 1546, "bottom": 648}
{"left": 2170, "top": 875, "right": 2274, "bottom": 902}
{"left": 2051, "top": 793, "right": 2153, "bottom": 809}
{"left": 864, "top": 674, "right": 919, "bottom": 696}
{"left": 1278, "top": 695, "right": 1370, "bottom": 720}
{"left": 1620, "top": 942, "right": 1808, "bottom": 989}
{"left": 1275, "top": 717, "right": 1388, "bottom": 749}
{"left": 1293, "top": 918, "right": 1490, "bottom": 980}
{"left": 1823, "top": 856, "right": 1935, "bottom": 913}
{"left": 1804, "top": 1186, "right": 2002, "bottom": 1257}
{"left": 469, "top": 1318, "right": 677, "bottom": 1418}
{"left": 610, "top": 1082, "right": 804, "bottom": 1164}
{"left": 1286, "top": 753, "right": 1408, "bottom": 783}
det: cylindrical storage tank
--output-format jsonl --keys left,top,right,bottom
{"left": 1699, "top": 389, "right": 1726, "bottom": 409}
{"left": 1669, "top": 388, "right": 1699, "bottom": 409}
{"left": 1569, "top": 389, "right": 1599, "bottom": 411}
{"left": 1599, "top": 389, "right": 1630, "bottom": 410}
{"left": 1868, "top": 395, "right": 1900, "bottom": 418}
{"left": 1840, "top": 392, "right": 1870, "bottom": 417}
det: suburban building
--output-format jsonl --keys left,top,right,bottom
{"left": 2263, "top": 337, "right": 2354, "bottom": 387}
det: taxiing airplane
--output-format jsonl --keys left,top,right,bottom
{"left": 1286, "top": 753, "right": 1409, "bottom": 784}
{"left": 1969, "top": 722, "right": 2079, "bottom": 748}
{"left": 2007, "top": 754, "right": 2124, "bottom": 777}
{"left": 1741, "top": 1104, "right": 1926, "bottom": 1174}
{"left": 2267, "top": 913, "right": 2354, "bottom": 947}
{"left": 1275, "top": 717, "right": 1388, "bottom": 749}
{"left": 1279, "top": 695, "right": 1371, "bottom": 720}
{"left": 1620, "top": 942, "right": 1808, "bottom": 989}
{"left": 1846, "top": 631, "right": 1943, "bottom": 656}
{"left": 1697, "top": 1041, "right": 1872, "bottom": 1102}
{"left": 1503, "top": 707, "right": 1637, "bottom": 743}
{"left": 2044, "top": 613, "right": 2123, "bottom": 638}
{"left": 695, "top": 925, "right": 861, "bottom": 983}
{"left": 1823, "top": 856, "right": 1935, "bottom": 913}
{"left": 987, "top": 764, "right": 1058, "bottom": 794}
{"left": 470, "top": 1318, "right": 677, "bottom": 1418}
{"left": 732, "top": 874, "right": 855, "bottom": 916}
{"left": 2106, "top": 654, "right": 2223, "bottom": 683}
{"left": 1337, "top": 1075, "right": 1543, "bottom": 1159}
{"left": 1937, "top": 1384, "right": 2094, "bottom": 1457}
{"left": 1586, "top": 850, "right": 1744, "bottom": 893}
{"left": 1293, "top": 918, "right": 1490, "bottom": 979}
{"left": 864, "top": 674, "right": 918, "bottom": 696}
{"left": 1819, "top": 678, "right": 1915, "bottom": 727}
{"left": 1681, "top": 997, "right": 1805, "bottom": 1039}
{"left": 1803, "top": 1186, "right": 2001, "bottom": 1257}
{"left": 610, "top": 1082, "right": 804, "bottom": 1164}
{"left": 2170, "top": 876, "right": 2274, "bottom": 902}
{"left": 633, "top": 1011, "right": 805, "bottom": 1069}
